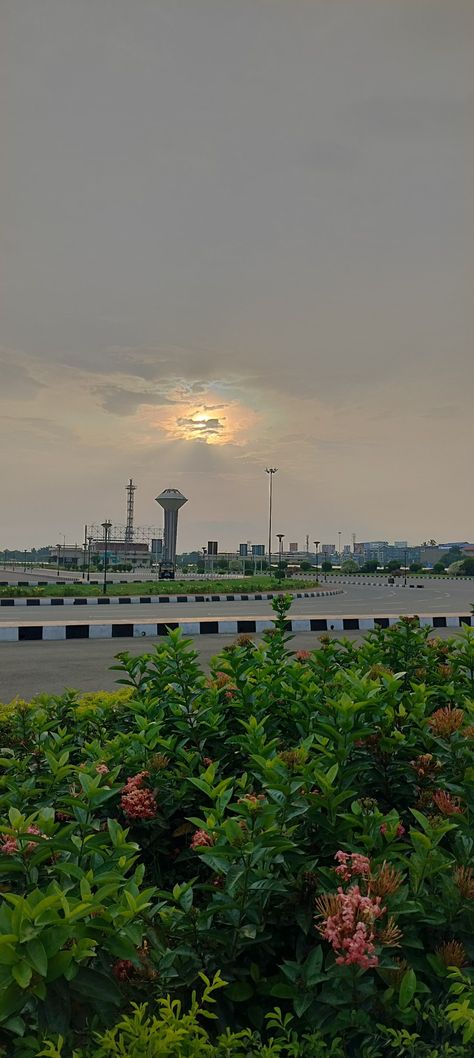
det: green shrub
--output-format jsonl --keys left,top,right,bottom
{"left": 0, "top": 599, "right": 474, "bottom": 1056}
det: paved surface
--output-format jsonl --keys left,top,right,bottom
{"left": 0, "top": 581, "right": 472, "bottom": 622}
{"left": 0, "top": 627, "right": 459, "bottom": 701}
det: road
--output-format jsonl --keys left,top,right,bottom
{"left": 0, "top": 627, "right": 460, "bottom": 701}
{"left": 0, "top": 581, "right": 472, "bottom": 622}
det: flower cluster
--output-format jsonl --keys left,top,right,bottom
{"left": 380, "top": 822, "right": 405, "bottom": 838}
{"left": 0, "top": 825, "right": 47, "bottom": 856}
{"left": 316, "top": 885, "right": 384, "bottom": 969}
{"left": 432, "top": 789, "right": 463, "bottom": 816}
{"left": 436, "top": 940, "right": 467, "bottom": 968}
{"left": 334, "top": 850, "right": 371, "bottom": 882}
{"left": 295, "top": 650, "right": 311, "bottom": 663}
{"left": 454, "top": 866, "right": 474, "bottom": 899}
{"left": 95, "top": 763, "right": 109, "bottom": 775}
{"left": 428, "top": 707, "right": 464, "bottom": 737}
{"left": 410, "top": 753, "right": 441, "bottom": 779}
{"left": 190, "top": 829, "right": 215, "bottom": 850}
{"left": 120, "top": 771, "right": 158, "bottom": 821}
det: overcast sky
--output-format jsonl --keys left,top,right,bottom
{"left": 2, "top": 0, "right": 473, "bottom": 551}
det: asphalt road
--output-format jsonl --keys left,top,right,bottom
{"left": 0, "top": 627, "right": 459, "bottom": 701}
{"left": 0, "top": 581, "right": 472, "bottom": 623}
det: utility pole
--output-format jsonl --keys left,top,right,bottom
{"left": 265, "top": 468, "right": 278, "bottom": 573}
{"left": 277, "top": 533, "right": 285, "bottom": 581}
{"left": 101, "top": 520, "right": 112, "bottom": 595}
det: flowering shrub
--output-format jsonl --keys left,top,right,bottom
{"left": 0, "top": 599, "right": 474, "bottom": 1056}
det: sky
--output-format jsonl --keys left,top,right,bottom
{"left": 1, "top": 0, "right": 473, "bottom": 551}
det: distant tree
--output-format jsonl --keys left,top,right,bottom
{"left": 433, "top": 562, "right": 446, "bottom": 573}
{"left": 216, "top": 559, "right": 228, "bottom": 571}
{"left": 460, "top": 557, "right": 474, "bottom": 576}
{"left": 196, "top": 562, "right": 205, "bottom": 574}
{"left": 448, "top": 561, "right": 464, "bottom": 575}
{"left": 361, "top": 560, "right": 379, "bottom": 573}
{"left": 321, "top": 561, "right": 333, "bottom": 572}
{"left": 409, "top": 562, "right": 423, "bottom": 573}
{"left": 445, "top": 548, "right": 463, "bottom": 565}
{"left": 385, "top": 560, "right": 401, "bottom": 572}
{"left": 299, "top": 560, "right": 312, "bottom": 571}
{"left": 341, "top": 560, "right": 359, "bottom": 573}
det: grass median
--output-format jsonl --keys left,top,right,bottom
{"left": 0, "top": 576, "right": 321, "bottom": 598}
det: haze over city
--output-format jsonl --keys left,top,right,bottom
{"left": 2, "top": 0, "right": 472, "bottom": 550}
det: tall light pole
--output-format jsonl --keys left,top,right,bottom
{"left": 404, "top": 547, "right": 408, "bottom": 588}
{"left": 87, "top": 535, "right": 93, "bottom": 582}
{"left": 314, "top": 540, "right": 320, "bottom": 578}
{"left": 338, "top": 530, "right": 342, "bottom": 560}
{"left": 276, "top": 533, "right": 285, "bottom": 581}
{"left": 265, "top": 468, "right": 278, "bottom": 574}
{"left": 82, "top": 525, "right": 88, "bottom": 580}
{"left": 56, "top": 543, "right": 61, "bottom": 576}
{"left": 101, "top": 520, "right": 112, "bottom": 596}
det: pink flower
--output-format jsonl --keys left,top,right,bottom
{"left": 396, "top": 823, "right": 405, "bottom": 837}
{"left": 0, "top": 835, "right": 19, "bottom": 855}
{"left": 317, "top": 885, "right": 384, "bottom": 969}
{"left": 96, "top": 763, "right": 109, "bottom": 775}
{"left": 123, "top": 771, "right": 150, "bottom": 790}
{"left": 379, "top": 823, "right": 388, "bottom": 835}
{"left": 190, "top": 829, "right": 215, "bottom": 850}
{"left": 1, "top": 826, "right": 47, "bottom": 856}
{"left": 335, "top": 851, "right": 371, "bottom": 882}
{"left": 120, "top": 787, "right": 157, "bottom": 821}
{"left": 295, "top": 650, "right": 311, "bottom": 662}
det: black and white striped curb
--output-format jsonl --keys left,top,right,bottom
{"left": 0, "top": 590, "right": 342, "bottom": 607}
{"left": 0, "top": 614, "right": 472, "bottom": 642}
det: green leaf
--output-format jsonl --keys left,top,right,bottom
{"left": 12, "top": 961, "right": 32, "bottom": 990}
{"left": 0, "top": 983, "right": 23, "bottom": 1022}
{"left": 226, "top": 981, "right": 254, "bottom": 1001}
{"left": 305, "top": 946, "right": 324, "bottom": 986}
{"left": 399, "top": 968, "right": 417, "bottom": 1009}
{"left": 26, "top": 939, "right": 48, "bottom": 977}
{"left": 71, "top": 967, "right": 122, "bottom": 1007}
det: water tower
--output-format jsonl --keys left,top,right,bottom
{"left": 155, "top": 488, "right": 188, "bottom": 566}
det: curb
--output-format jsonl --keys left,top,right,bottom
{"left": 0, "top": 614, "right": 472, "bottom": 642}
{"left": 0, "top": 589, "right": 341, "bottom": 607}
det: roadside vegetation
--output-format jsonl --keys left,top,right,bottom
{"left": 1, "top": 598, "right": 474, "bottom": 1056}
{"left": 0, "top": 577, "right": 321, "bottom": 599}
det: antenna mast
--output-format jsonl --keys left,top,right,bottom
{"left": 125, "top": 479, "right": 136, "bottom": 545}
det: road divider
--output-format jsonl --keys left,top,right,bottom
{"left": 0, "top": 589, "right": 342, "bottom": 607}
{"left": 0, "top": 613, "right": 471, "bottom": 642}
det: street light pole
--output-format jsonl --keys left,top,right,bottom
{"left": 314, "top": 540, "right": 320, "bottom": 579}
{"left": 87, "top": 535, "right": 92, "bottom": 582}
{"left": 276, "top": 533, "right": 285, "bottom": 581}
{"left": 404, "top": 548, "right": 407, "bottom": 588}
{"left": 57, "top": 543, "right": 61, "bottom": 576}
{"left": 338, "top": 530, "right": 342, "bottom": 562}
{"left": 101, "top": 520, "right": 112, "bottom": 596}
{"left": 265, "top": 468, "right": 278, "bottom": 575}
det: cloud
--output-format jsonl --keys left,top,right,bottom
{"left": 0, "top": 351, "right": 43, "bottom": 401}
{"left": 0, "top": 416, "right": 74, "bottom": 445}
{"left": 176, "top": 415, "right": 225, "bottom": 437}
{"left": 93, "top": 383, "right": 182, "bottom": 416}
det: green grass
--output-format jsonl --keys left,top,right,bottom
{"left": 0, "top": 576, "right": 321, "bottom": 598}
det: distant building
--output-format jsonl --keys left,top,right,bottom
{"left": 289, "top": 542, "right": 298, "bottom": 552}
{"left": 252, "top": 543, "right": 265, "bottom": 556}
{"left": 239, "top": 543, "right": 248, "bottom": 556}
